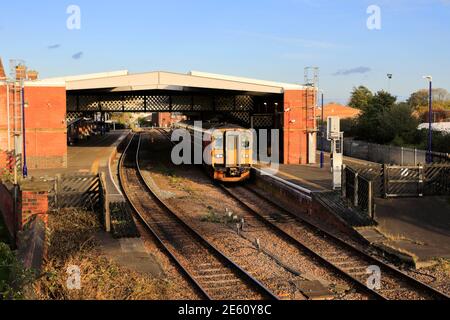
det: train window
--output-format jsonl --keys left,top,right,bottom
{"left": 241, "top": 135, "right": 251, "bottom": 149}
{"left": 214, "top": 135, "right": 224, "bottom": 149}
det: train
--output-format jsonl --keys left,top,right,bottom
{"left": 173, "top": 121, "right": 253, "bottom": 182}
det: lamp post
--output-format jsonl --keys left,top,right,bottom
{"left": 387, "top": 74, "right": 393, "bottom": 93}
{"left": 319, "top": 90, "right": 325, "bottom": 168}
{"left": 423, "top": 76, "right": 433, "bottom": 164}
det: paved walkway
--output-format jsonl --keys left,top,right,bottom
{"left": 29, "top": 130, "right": 129, "bottom": 195}
{"left": 372, "top": 197, "right": 450, "bottom": 263}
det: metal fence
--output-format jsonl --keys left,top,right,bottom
{"left": 342, "top": 166, "right": 375, "bottom": 219}
{"left": 318, "top": 137, "right": 450, "bottom": 165}
{"left": 382, "top": 164, "right": 450, "bottom": 198}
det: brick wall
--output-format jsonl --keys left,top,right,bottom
{"left": 283, "top": 89, "right": 316, "bottom": 165}
{"left": 20, "top": 190, "right": 49, "bottom": 228}
{"left": 24, "top": 86, "right": 67, "bottom": 170}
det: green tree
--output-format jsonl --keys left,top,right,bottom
{"left": 348, "top": 86, "right": 373, "bottom": 110}
{"left": 407, "top": 88, "right": 449, "bottom": 110}
{"left": 355, "top": 91, "right": 397, "bottom": 142}
{"left": 377, "top": 102, "right": 419, "bottom": 145}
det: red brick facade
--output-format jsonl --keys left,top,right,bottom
{"left": 20, "top": 190, "right": 49, "bottom": 228}
{"left": 283, "top": 89, "right": 316, "bottom": 165}
{"left": 0, "top": 83, "right": 67, "bottom": 171}
{"left": 23, "top": 86, "right": 67, "bottom": 169}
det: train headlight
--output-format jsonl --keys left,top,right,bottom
{"left": 215, "top": 154, "right": 224, "bottom": 159}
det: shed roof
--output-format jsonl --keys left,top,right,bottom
{"left": 29, "top": 70, "right": 306, "bottom": 93}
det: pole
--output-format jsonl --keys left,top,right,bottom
{"left": 6, "top": 82, "right": 11, "bottom": 151}
{"left": 22, "top": 85, "right": 28, "bottom": 177}
{"left": 320, "top": 91, "right": 324, "bottom": 168}
{"left": 427, "top": 80, "right": 433, "bottom": 164}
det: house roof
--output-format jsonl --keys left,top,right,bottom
{"left": 317, "top": 103, "right": 361, "bottom": 119}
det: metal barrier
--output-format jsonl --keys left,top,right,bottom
{"left": 382, "top": 164, "right": 450, "bottom": 198}
{"left": 318, "top": 137, "right": 450, "bottom": 165}
{"left": 342, "top": 166, "right": 375, "bottom": 219}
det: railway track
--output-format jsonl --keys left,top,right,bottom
{"left": 118, "top": 133, "right": 278, "bottom": 300}
{"left": 154, "top": 128, "right": 449, "bottom": 300}
{"left": 220, "top": 184, "right": 450, "bottom": 301}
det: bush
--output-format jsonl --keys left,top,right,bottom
{"left": 0, "top": 243, "right": 35, "bottom": 300}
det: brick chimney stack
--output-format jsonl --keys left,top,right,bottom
{"left": 15, "top": 64, "right": 27, "bottom": 81}
{"left": 0, "top": 57, "right": 6, "bottom": 80}
{"left": 27, "top": 70, "right": 39, "bottom": 81}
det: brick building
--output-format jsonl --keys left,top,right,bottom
{"left": 0, "top": 58, "right": 67, "bottom": 172}
{"left": 1, "top": 64, "right": 318, "bottom": 170}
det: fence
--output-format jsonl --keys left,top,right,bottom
{"left": 342, "top": 166, "right": 375, "bottom": 219}
{"left": 318, "top": 137, "right": 450, "bottom": 165}
{"left": 46, "top": 173, "right": 103, "bottom": 210}
{"left": 382, "top": 164, "right": 450, "bottom": 198}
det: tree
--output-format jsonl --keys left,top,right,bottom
{"left": 348, "top": 86, "right": 373, "bottom": 110}
{"left": 355, "top": 91, "right": 397, "bottom": 142}
{"left": 407, "top": 88, "right": 449, "bottom": 110}
{"left": 377, "top": 102, "right": 419, "bottom": 145}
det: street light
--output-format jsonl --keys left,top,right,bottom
{"left": 387, "top": 74, "right": 393, "bottom": 93}
{"left": 319, "top": 90, "right": 325, "bottom": 168}
{"left": 423, "top": 75, "right": 433, "bottom": 164}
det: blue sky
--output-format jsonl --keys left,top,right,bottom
{"left": 0, "top": 0, "right": 449, "bottom": 104}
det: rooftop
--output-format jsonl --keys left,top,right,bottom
{"left": 28, "top": 70, "right": 307, "bottom": 94}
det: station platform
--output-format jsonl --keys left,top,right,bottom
{"left": 257, "top": 154, "right": 450, "bottom": 267}
{"left": 29, "top": 130, "right": 129, "bottom": 196}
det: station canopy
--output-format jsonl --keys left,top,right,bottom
{"left": 28, "top": 70, "right": 306, "bottom": 95}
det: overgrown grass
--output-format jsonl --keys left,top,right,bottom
{"left": 33, "top": 209, "right": 175, "bottom": 300}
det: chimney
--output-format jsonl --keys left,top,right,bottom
{"left": 27, "top": 70, "right": 39, "bottom": 81}
{"left": 15, "top": 64, "right": 27, "bottom": 81}
{"left": 0, "top": 57, "right": 6, "bottom": 80}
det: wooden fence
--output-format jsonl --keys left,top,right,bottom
{"left": 47, "top": 173, "right": 102, "bottom": 210}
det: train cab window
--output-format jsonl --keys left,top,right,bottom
{"left": 214, "top": 135, "right": 224, "bottom": 149}
{"left": 241, "top": 135, "right": 251, "bottom": 150}
{"left": 241, "top": 135, "right": 251, "bottom": 149}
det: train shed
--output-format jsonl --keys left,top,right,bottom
{"left": 0, "top": 67, "right": 317, "bottom": 171}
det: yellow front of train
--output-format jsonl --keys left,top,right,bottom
{"left": 211, "top": 128, "right": 253, "bottom": 182}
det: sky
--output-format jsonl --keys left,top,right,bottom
{"left": 0, "top": 0, "right": 449, "bottom": 104}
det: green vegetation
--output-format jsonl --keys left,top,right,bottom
{"left": 0, "top": 243, "right": 35, "bottom": 300}
{"left": 34, "top": 209, "right": 175, "bottom": 300}
{"left": 0, "top": 214, "right": 9, "bottom": 245}
{"left": 345, "top": 88, "right": 450, "bottom": 153}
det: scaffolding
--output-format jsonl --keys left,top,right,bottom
{"left": 6, "top": 59, "right": 27, "bottom": 182}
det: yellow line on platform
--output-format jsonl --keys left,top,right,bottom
{"left": 91, "top": 159, "right": 99, "bottom": 175}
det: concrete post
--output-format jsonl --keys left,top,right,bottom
{"left": 354, "top": 173, "right": 359, "bottom": 207}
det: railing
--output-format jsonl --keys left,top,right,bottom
{"left": 318, "top": 137, "right": 450, "bottom": 165}
{"left": 382, "top": 164, "right": 450, "bottom": 198}
{"left": 342, "top": 166, "right": 375, "bottom": 219}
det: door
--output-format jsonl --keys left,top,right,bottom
{"left": 225, "top": 132, "right": 240, "bottom": 167}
